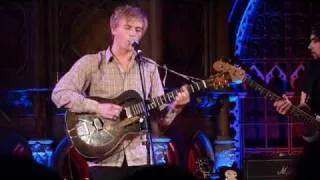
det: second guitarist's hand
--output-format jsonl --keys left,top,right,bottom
{"left": 273, "top": 94, "right": 292, "bottom": 115}
{"left": 96, "top": 103, "right": 123, "bottom": 120}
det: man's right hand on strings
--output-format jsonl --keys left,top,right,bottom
{"left": 96, "top": 103, "right": 123, "bottom": 120}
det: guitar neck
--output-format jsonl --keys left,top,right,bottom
{"left": 243, "top": 76, "right": 319, "bottom": 129}
{"left": 150, "top": 80, "right": 208, "bottom": 109}
{"left": 130, "top": 80, "right": 208, "bottom": 116}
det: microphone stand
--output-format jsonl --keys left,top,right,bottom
{"left": 135, "top": 52, "right": 155, "bottom": 166}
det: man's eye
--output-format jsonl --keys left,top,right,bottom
{"left": 311, "top": 37, "right": 320, "bottom": 43}
{"left": 136, "top": 28, "right": 142, "bottom": 33}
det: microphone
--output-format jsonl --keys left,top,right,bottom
{"left": 131, "top": 40, "right": 143, "bottom": 57}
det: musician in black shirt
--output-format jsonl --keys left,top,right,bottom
{"left": 273, "top": 22, "right": 320, "bottom": 179}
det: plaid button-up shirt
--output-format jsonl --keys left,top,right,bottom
{"left": 51, "top": 48, "right": 178, "bottom": 167}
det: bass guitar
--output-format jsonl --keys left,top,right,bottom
{"left": 65, "top": 73, "right": 229, "bottom": 161}
{"left": 212, "top": 60, "right": 320, "bottom": 141}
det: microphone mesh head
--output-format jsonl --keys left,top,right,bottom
{"left": 131, "top": 40, "right": 140, "bottom": 49}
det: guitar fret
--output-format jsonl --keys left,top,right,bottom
{"left": 154, "top": 97, "right": 159, "bottom": 106}
{"left": 155, "top": 97, "right": 160, "bottom": 106}
{"left": 195, "top": 82, "right": 200, "bottom": 91}
{"left": 173, "top": 90, "right": 178, "bottom": 100}
{"left": 202, "top": 80, "right": 207, "bottom": 88}
{"left": 129, "top": 106, "right": 134, "bottom": 115}
{"left": 149, "top": 99, "right": 155, "bottom": 109}
{"left": 167, "top": 93, "right": 171, "bottom": 102}
{"left": 169, "top": 92, "right": 175, "bottom": 101}
{"left": 159, "top": 96, "right": 164, "bottom": 105}
{"left": 163, "top": 95, "right": 168, "bottom": 104}
{"left": 138, "top": 103, "right": 143, "bottom": 114}
{"left": 132, "top": 104, "right": 137, "bottom": 115}
{"left": 164, "top": 95, "right": 169, "bottom": 104}
{"left": 135, "top": 104, "right": 140, "bottom": 114}
{"left": 166, "top": 93, "right": 171, "bottom": 102}
{"left": 190, "top": 85, "right": 195, "bottom": 93}
{"left": 136, "top": 104, "right": 140, "bottom": 114}
{"left": 152, "top": 99, "right": 157, "bottom": 109}
{"left": 265, "top": 91, "right": 270, "bottom": 98}
{"left": 152, "top": 101, "right": 156, "bottom": 109}
{"left": 162, "top": 95, "right": 166, "bottom": 104}
{"left": 169, "top": 94, "right": 174, "bottom": 102}
{"left": 172, "top": 92, "right": 176, "bottom": 99}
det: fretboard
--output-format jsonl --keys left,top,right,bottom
{"left": 128, "top": 80, "right": 208, "bottom": 116}
{"left": 243, "top": 76, "right": 320, "bottom": 129}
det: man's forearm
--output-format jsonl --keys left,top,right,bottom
{"left": 52, "top": 89, "right": 98, "bottom": 113}
{"left": 158, "top": 105, "right": 183, "bottom": 127}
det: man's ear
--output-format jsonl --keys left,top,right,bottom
{"left": 110, "top": 27, "right": 115, "bottom": 36}
{"left": 110, "top": 22, "right": 116, "bottom": 36}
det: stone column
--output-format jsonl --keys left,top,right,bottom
{"left": 214, "top": 92, "right": 246, "bottom": 170}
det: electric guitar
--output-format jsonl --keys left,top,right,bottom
{"left": 212, "top": 60, "right": 320, "bottom": 141}
{"left": 65, "top": 73, "right": 230, "bottom": 161}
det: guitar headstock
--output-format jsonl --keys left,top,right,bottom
{"left": 212, "top": 60, "right": 246, "bottom": 83}
{"left": 205, "top": 72, "right": 231, "bottom": 90}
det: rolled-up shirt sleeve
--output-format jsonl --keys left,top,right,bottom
{"left": 51, "top": 55, "right": 98, "bottom": 113}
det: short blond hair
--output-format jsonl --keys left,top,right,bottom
{"left": 110, "top": 5, "right": 148, "bottom": 34}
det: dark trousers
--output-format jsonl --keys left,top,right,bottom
{"left": 89, "top": 160, "right": 147, "bottom": 180}
{"left": 292, "top": 140, "right": 320, "bottom": 180}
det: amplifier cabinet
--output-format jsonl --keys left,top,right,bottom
{"left": 243, "top": 157, "right": 298, "bottom": 180}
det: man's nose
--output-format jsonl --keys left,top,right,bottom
{"left": 308, "top": 43, "right": 311, "bottom": 49}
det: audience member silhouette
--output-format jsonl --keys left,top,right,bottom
{"left": 123, "top": 164, "right": 197, "bottom": 180}
{"left": 0, "top": 154, "right": 62, "bottom": 179}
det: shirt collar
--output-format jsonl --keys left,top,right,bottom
{"left": 105, "top": 47, "right": 139, "bottom": 64}
{"left": 105, "top": 47, "right": 113, "bottom": 63}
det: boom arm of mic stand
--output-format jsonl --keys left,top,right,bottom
{"left": 141, "top": 57, "right": 204, "bottom": 83}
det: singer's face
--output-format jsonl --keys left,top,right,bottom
{"left": 111, "top": 17, "right": 145, "bottom": 51}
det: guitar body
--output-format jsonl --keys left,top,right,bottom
{"left": 65, "top": 90, "right": 144, "bottom": 161}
